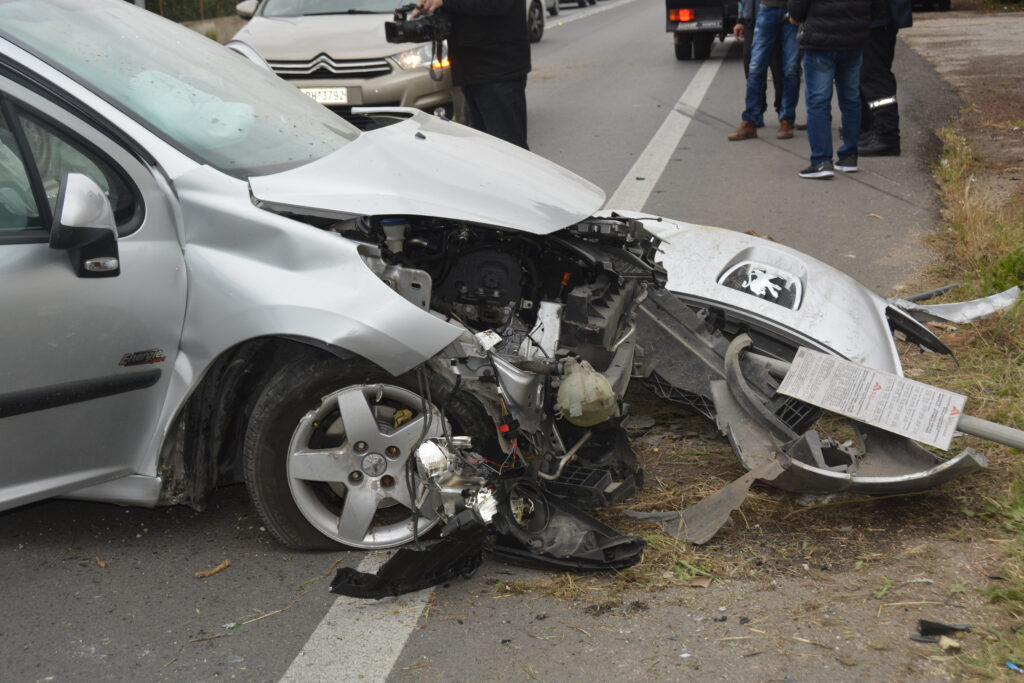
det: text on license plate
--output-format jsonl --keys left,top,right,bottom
{"left": 299, "top": 87, "right": 348, "bottom": 105}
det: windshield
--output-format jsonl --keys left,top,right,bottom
{"left": 0, "top": 0, "right": 359, "bottom": 177}
{"left": 262, "top": 0, "right": 402, "bottom": 16}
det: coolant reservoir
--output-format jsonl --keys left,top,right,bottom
{"left": 554, "top": 358, "right": 616, "bottom": 427}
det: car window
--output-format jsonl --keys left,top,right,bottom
{"left": 0, "top": 108, "right": 41, "bottom": 232}
{"left": 0, "top": 0, "right": 360, "bottom": 177}
{"left": 16, "top": 110, "right": 137, "bottom": 233}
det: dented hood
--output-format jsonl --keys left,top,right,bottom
{"left": 248, "top": 111, "right": 605, "bottom": 234}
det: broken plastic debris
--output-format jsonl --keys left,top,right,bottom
{"left": 1008, "top": 660, "right": 1024, "bottom": 674}
{"left": 938, "top": 635, "right": 961, "bottom": 652}
{"left": 890, "top": 286, "right": 1020, "bottom": 324}
{"left": 919, "top": 619, "right": 972, "bottom": 636}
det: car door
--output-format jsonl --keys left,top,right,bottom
{"left": 0, "top": 74, "right": 187, "bottom": 511}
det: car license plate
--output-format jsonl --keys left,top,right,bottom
{"left": 299, "top": 87, "right": 348, "bottom": 105}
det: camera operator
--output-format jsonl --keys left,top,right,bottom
{"left": 413, "top": 0, "right": 531, "bottom": 149}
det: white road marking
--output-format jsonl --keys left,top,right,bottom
{"left": 279, "top": 554, "right": 431, "bottom": 683}
{"left": 545, "top": 0, "right": 645, "bottom": 30}
{"left": 605, "top": 42, "right": 727, "bottom": 211}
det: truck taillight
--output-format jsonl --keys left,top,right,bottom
{"left": 668, "top": 8, "right": 696, "bottom": 21}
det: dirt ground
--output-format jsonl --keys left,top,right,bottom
{"left": 899, "top": 4, "right": 1024, "bottom": 206}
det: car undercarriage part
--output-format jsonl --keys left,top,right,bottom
{"left": 331, "top": 477, "right": 645, "bottom": 599}
{"left": 330, "top": 509, "right": 488, "bottom": 599}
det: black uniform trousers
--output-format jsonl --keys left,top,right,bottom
{"left": 860, "top": 24, "right": 900, "bottom": 144}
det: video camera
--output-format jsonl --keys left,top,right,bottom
{"left": 385, "top": 3, "right": 452, "bottom": 44}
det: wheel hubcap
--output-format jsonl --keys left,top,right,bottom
{"left": 286, "top": 383, "right": 445, "bottom": 548}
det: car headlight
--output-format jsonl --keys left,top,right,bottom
{"left": 395, "top": 41, "right": 449, "bottom": 70}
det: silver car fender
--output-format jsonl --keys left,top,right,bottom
{"left": 170, "top": 166, "right": 463, "bottom": 378}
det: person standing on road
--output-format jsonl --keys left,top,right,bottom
{"left": 727, "top": 0, "right": 801, "bottom": 142}
{"left": 787, "top": 0, "right": 884, "bottom": 178}
{"left": 859, "top": 0, "right": 912, "bottom": 156}
{"left": 734, "top": 0, "right": 783, "bottom": 123}
{"left": 415, "top": 0, "right": 531, "bottom": 149}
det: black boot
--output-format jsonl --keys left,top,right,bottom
{"left": 860, "top": 135, "right": 900, "bottom": 157}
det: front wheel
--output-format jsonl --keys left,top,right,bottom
{"left": 243, "top": 355, "right": 446, "bottom": 550}
{"left": 528, "top": 0, "right": 545, "bottom": 42}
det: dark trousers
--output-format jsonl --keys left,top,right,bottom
{"left": 860, "top": 24, "right": 900, "bottom": 144}
{"left": 461, "top": 76, "right": 529, "bottom": 149}
{"left": 743, "top": 23, "right": 783, "bottom": 118}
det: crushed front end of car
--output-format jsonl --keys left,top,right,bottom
{"left": 242, "top": 110, "right": 998, "bottom": 592}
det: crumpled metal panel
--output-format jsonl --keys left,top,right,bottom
{"left": 249, "top": 110, "right": 605, "bottom": 235}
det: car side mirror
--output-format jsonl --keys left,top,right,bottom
{"left": 236, "top": 0, "right": 258, "bottom": 19}
{"left": 49, "top": 173, "right": 121, "bottom": 278}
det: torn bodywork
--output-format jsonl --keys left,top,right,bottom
{"left": 251, "top": 156, "right": 1002, "bottom": 575}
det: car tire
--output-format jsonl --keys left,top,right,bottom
{"left": 674, "top": 35, "right": 693, "bottom": 60}
{"left": 528, "top": 0, "right": 545, "bottom": 42}
{"left": 693, "top": 34, "right": 713, "bottom": 59}
{"left": 937, "top": 0, "right": 950, "bottom": 9}
{"left": 243, "top": 354, "right": 448, "bottom": 550}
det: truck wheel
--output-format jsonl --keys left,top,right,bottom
{"left": 243, "top": 355, "right": 447, "bottom": 550}
{"left": 674, "top": 35, "right": 693, "bottom": 60}
{"left": 693, "top": 34, "right": 713, "bottom": 59}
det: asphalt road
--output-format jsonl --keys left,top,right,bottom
{"left": 0, "top": 1, "right": 964, "bottom": 681}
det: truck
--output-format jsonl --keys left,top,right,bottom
{"left": 665, "top": 0, "right": 738, "bottom": 60}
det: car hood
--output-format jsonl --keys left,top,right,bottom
{"left": 248, "top": 111, "right": 606, "bottom": 234}
{"left": 233, "top": 15, "right": 404, "bottom": 60}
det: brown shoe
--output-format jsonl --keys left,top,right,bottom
{"left": 776, "top": 120, "right": 794, "bottom": 139}
{"left": 728, "top": 121, "right": 757, "bottom": 141}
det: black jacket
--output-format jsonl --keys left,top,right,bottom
{"left": 873, "top": 0, "right": 912, "bottom": 30}
{"left": 443, "top": 0, "right": 531, "bottom": 87}
{"left": 788, "top": 0, "right": 886, "bottom": 51}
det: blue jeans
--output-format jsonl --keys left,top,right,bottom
{"left": 742, "top": 6, "right": 800, "bottom": 126}
{"left": 803, "top": 49, "right": 863, "bottom": 165}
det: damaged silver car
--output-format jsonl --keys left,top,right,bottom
{"left": 0, "top": 1, "right": 1010, "bottom": 589}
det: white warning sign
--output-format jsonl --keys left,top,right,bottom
{"left": 776, "top": 348, "right": 966, "bottom": 450}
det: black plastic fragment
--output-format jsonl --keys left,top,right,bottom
{"left": 491, "top": 478, "right": 646, "bottom": 570}
{"left": 329, "top": 511, "right": 487, "bottom": 600}
{"left": 919, "top": 619, "right": 972, "bottom": 636}
{"left": 910, "top": 634, "right": 940, "bottom": 644}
